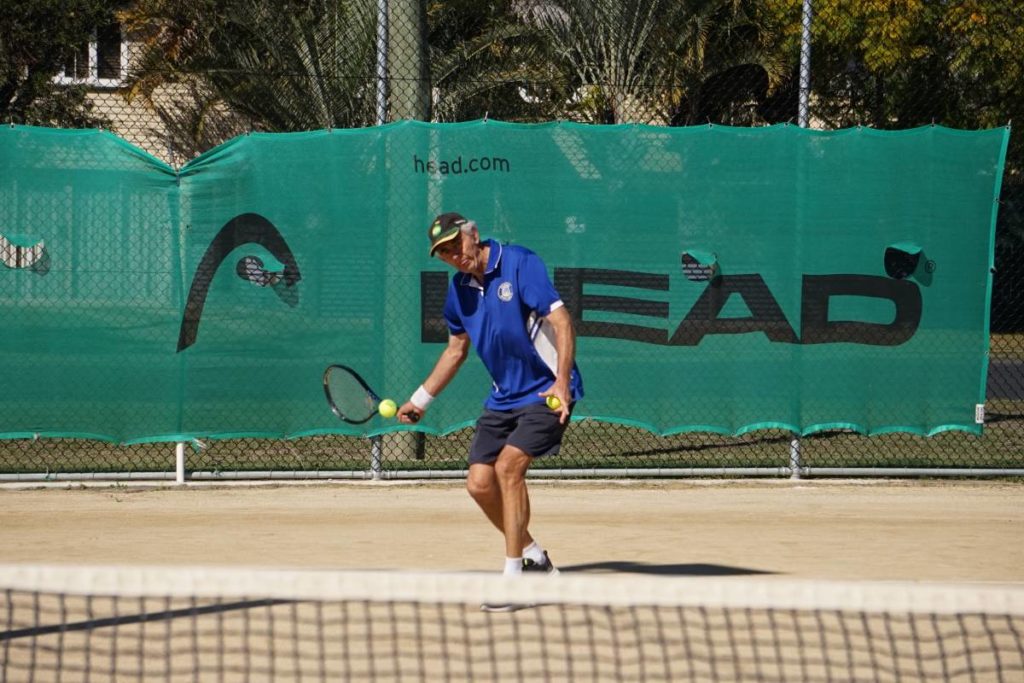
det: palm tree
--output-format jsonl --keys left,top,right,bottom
{"left": 528, "top": 0, "right": 788, "bottom": 125}
{"left": 426, "top": 0, "right": 571, "bottom": 122}
{"left": 121, "top": 0, "right": 378, "bottom": 159}
{"left": 661, "top": 0, "right": 790, "bottom": 126}
{"left": 120, "top": 0, "right": 789, "bottom": 155}
{"left": 424, "top": 0, "right": 788, "bottom": 126}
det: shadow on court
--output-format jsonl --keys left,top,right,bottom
{"left": 560, "top": 561, "right": 775, "bottom": 577}
{"left": 0, "top": 599, "right": 294, "bottom": 642}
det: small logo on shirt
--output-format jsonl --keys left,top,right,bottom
{"left": 497, "top": 281, "right": 513, "bottom": 302}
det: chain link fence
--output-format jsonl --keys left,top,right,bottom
{"left": 2, "top": 0, "right": 1021, "bottom": 479}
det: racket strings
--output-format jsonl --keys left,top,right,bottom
{"left": 327, "top": 370, "right": 376, "bottom": 422}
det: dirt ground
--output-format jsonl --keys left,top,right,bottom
{"left": 2, "top": 479, "right": 1021, "bottom": 583}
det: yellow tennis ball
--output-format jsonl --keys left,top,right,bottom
{"left": 546, "top": 395, "right": 561, "bottom": 410}
{"left": 378, "top": 399, "right": 398, "bottom": 419}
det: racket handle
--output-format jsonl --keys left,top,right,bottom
{"left": 402, "top": 411, "right": 420, "bottom": 423}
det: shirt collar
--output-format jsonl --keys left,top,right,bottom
{"left": 458, "top": 239, "right": 502, "bottom": 288}
{"left": 484, "top": 239, "right": 502, "bottom": 273}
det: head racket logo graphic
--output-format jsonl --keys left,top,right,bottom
{"left": 177, "top": 213, "right": 302, "bottom": 352}
{"left": 0, "top": 233, "right": 49, "bottom": 274}
{"left": 236, "top": 254, "right": 286, "bottom": 287}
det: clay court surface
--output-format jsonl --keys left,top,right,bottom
{"left": 1, "top": 479, "right": 1021, "bottom": 584}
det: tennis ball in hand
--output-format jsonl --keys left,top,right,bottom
{"left": 546, "top": 395, "right": 561, "bottom": 410}
{"left": 378, "top": 399, "right": 398, "bottom": 419}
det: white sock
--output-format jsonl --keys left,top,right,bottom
{"left": 523, "top": 541, "right": 546, "bottom": 564}
{"left": 503, "top": 557, "right": 523, "bottom": 576}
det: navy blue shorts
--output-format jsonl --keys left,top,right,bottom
{"left": 468, "top": 402, "right": 572, "bottom": 465}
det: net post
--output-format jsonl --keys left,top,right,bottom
{"left": 370, "top": 436, "right": 383, "bottom": 480}
{"left": 789, "top": 435, "right": 803, "bottom": 480}
{"left": 175, "top": 442, "right": 186, "bottom": 484}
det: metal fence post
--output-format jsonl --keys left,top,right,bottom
{"left": 789, "top": 0, "right": 814, "bottom": 479}
{"left": 175, "top": 442, "right": 186, "bottom": 484}
{"left": 798, "top": 0, "right": 813, "bottom": 129}
{"left": 375, "top": 0, "right": 389, "bottom": 126}
{"left": 789, "top": 437, "right": 803, "bottom": 480}
{"left": 370, "top": 435, "right": 383, "bottom": 480}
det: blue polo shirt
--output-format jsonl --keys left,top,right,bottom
{"left": 443, "top": 239, "right": 584, "bottom": 410}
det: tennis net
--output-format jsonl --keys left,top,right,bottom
{"left": 2, "top": 565, "right": 1022, "bottom": 682}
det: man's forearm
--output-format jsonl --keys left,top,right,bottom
{"left": 548, "top": 307, "right": 576, "bottom": 389}
{"left": 423, "top": 344, "right": 468, "bottom": 396}
{"left": 556, "top": 330, "right": 574, "bottom": 386}
{"left": 402, "top": 338, "right": 469, "bottom": 419}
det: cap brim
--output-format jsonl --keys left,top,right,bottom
{"left": 428, "top": 229, "right": 461, "bottom": 256}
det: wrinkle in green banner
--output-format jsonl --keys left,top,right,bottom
{"left": 0, "top": 121, "right": 1009, "bottom": 442}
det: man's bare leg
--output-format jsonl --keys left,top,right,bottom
{"left": 492, "top": 444, "right": 534, "bottom": 559}
{"left": 466, "top": 462, "right": 534, "bottom": 551}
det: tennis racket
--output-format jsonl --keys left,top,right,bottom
{"left": 322, "top": 364, "right": 418, "bottom": 424}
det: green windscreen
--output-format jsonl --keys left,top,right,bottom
{"left": 0, "top": 122, "right": 1009, "bottom": 442}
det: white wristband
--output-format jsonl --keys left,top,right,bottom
{"left": 410, "top": 385, "right": 435, "bottom": 411}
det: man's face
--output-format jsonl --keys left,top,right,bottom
{"left": 435, "top": 227, "right": 484, "bottom": 274}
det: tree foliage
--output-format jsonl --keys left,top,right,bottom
{"left": 4, "top": 0, "right": 1021, "bottom": 167}
{"left": 426, "top": 0, "right": 790, "bottom": 125}
{"left": 0, "top": 0, "right": 126, "bottom": 127}
{"left": 760, "top": 0, "right": 1022, "bottom": 139}
{"left": 120, "top": 0, "right": 378, "bottom": 158}
{"left": 426, "top": 0, "right": 571, "bottom": 122}
{"left": 524, "top": 0, "right": 789, "bottom": 125}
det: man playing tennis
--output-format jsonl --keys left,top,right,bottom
{"left": 398, "top": 212, "right": 584, "bottom": 581}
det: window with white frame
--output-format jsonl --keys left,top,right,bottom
{"left": 54, "top": 23, "right": 126, "bottom": 87}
